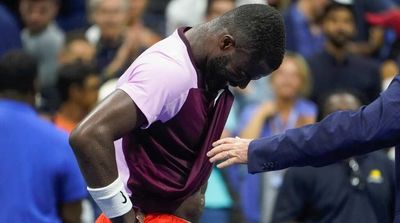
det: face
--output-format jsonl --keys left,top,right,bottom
{"left": 93, "top": 0, "right": 128, "bottom": 40}
{"left": 130, "top": 0, "right": 147, "bottom": 21}
{"left": 207, "top": 0, "right": 235, "bottom": 21}
{"left": 323, "top": 93, "right": 361, "bottom": 117}
{"left": 206, "top": 40, "right": 270, "bottom": 92}
{"left": 271, "top": 57, "right": 303, "bottom": 100}
{"left": 76, "top": 75, "right": 100, "bottom": 111}
{"left": 61, "top": 40, "right": 96, "bottom": 64}
{"left": 20, "top": 0, "right": 58, "bottom": 34}
{"left": 323, "top": 8, "right": 355, "bottom": 48}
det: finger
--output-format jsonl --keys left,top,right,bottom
{"left": 212, "top": 137, "right": 236, "bottom": 147}
{"left": 216, "top": 157, "right": 238, "bottom": 168}
{"left": 209, "top": 150, "right": 232, "bottom": 163}
{"left": 207, "top": 144, "right": 232, "bottom": 157}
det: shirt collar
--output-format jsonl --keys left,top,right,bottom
{"left": 321, "top": 49, "right": 352, "bottom": 66}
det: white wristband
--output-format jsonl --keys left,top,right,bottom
{"left": 88, "top": 177, "right": 133, "bottom": 218}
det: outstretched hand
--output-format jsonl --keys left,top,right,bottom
{"left": 207, "top": 137, "right": 252, "bottom": 168}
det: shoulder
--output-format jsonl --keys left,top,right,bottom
{"left": 351, "top": 55, "right": 379, "bottom": 70}
{"left": 118, "top": 34, "right": 197, "bottom": 90}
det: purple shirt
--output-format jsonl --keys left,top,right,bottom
{"left": 115, "top": 28, "right": 233, "bottom": 213}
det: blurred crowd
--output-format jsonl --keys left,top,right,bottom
{"left": 0, "top": 0, "right": 400, "bottom": 222}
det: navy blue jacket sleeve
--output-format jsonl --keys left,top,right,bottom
{"left": 248, "top": 75, "right": 400, "bottom": 173}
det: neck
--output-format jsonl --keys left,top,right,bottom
{"left": 277, "top": 97, "right": 296, "bottom": 112}
{"left": 297, "top": 0, "right": 314, "bottom": 21}
{"left": 185, "top": 25, "right": 209, "bottom": 74}
{"left": 326, "top": 42, "right": 348, "bottom": 62}
{"left": 129, "top": 15, "right": 142, "bottom": 26}
{"left": 57, "top": 101, "right": 87, "bottom": 124}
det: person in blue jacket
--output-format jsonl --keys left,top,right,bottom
{"left": 207, "top": 75, "right": 400, "bottom": 221}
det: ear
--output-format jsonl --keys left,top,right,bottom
{"left": 219, "top": 35, "right": 235, "bottom": 51}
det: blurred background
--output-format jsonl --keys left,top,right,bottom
{"left": 0, "top": 0, "right": 399, "bottom": 222}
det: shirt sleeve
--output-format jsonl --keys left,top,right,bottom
{"left": 248, "top": 75, "right": 400, "bottom": 173}
{"left": 57, "top": 143, "right": 88, "bottom": 203}
{"left": 296, "top": 99, "right": 318, "bottom": 118}
{"left": 118, "top": 59, "right": 194, "bottom": 128}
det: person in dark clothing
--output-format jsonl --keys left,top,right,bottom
{"left": 307, "top": 2, "right": 381, "bottom": 104}
{"left": 272, "top": 90, "right": 395, "bottom": 223}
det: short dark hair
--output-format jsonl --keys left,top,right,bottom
{"left": 217, "top": 4, "right": 285, "bottom": 71}
{"left": 65, "top": 31, "right": 89, "bottom": 46}
{"left": 21, "top": 0, "right": 60, "bottom": 4}
{"left": 57, "top": 61, "right": 98, "bottom": 103}
{"left": 319, "top": 88, "right": 366, "bottom": 119}
{"left": 322, "top": 2, "right": 354, "bottom": 21}
{"left": 0, "top": 50, "right": 38, "bottom": 94}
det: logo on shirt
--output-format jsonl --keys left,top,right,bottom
{"left": 367, "top": 169, "right": 383, "bottom": 184}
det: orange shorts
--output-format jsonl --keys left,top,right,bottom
{"left": 96, "top": 213, "right": 188, "bottom": 223}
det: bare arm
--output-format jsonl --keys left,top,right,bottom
{"left": 69, "top": 89, "right": 145, "bottom": 222}
{"left": 60, "top": 200, "right": 82, "bottom": 223}
{"left": 240, "top": 102, "right": 275, "bottom": 139}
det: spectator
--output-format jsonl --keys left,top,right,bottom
{"left": 20, "top": 0, "right": 64, "bottom": 89}
{"left": 284, "top": 0, "right": 329, "bottom": 57}
{"left": 272, "top": 90, "right": 395, "bottom": 223}
{"left": 366, "top": 9, "right": 400, "bottom": 89}
{"left": 349, "top": 0, "right": 395, "bottom": 57}
{"left": 54, "top": 62, "right": 100, "bottom": 133}
{"left": 0, "top": 50, "right": 87, "bottom": 222}
{"left": 59, "top": 32, "right": 96, "bottom": 65}
{"left": 86, "top": 0, "right": 135, "bottom": 79}
{"left": 237, "top": 52, "right": 317, "bottom": 223}
{"left": 103, "top": 0, "right": 161, "bottom": 80}
{"left": 20, "top": 0, "right": 65, "bottom": 112}
{"left": 0, "top": 3, "right": 21, "bottom": 56}
{"left": 308, "top": 2, "right": 381, "bottom": 104}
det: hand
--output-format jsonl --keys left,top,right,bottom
{"left": 207, "top": 137, "right": 252, "bottom": 168}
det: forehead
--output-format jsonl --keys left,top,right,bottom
{"left": 325, "top": 7, "right": 354, "bottom": 20}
